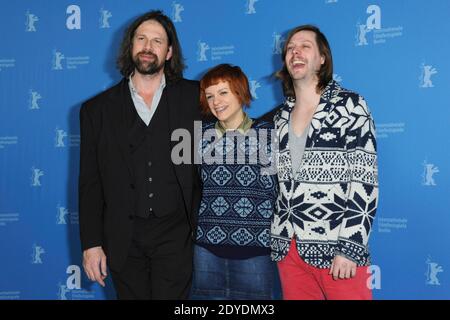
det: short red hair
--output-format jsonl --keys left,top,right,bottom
{"left": 199, "top": 64, "right": 252, "bottom": 115}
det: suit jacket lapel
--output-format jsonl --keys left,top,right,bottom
{"left": 109, "top": 78, "right": 135, "bottom": 180}
{"left": 165, "top": 82, "right": 182, "bottom": 150}
{"left": 165, "top": 81, "right": 193, "bottom": 191}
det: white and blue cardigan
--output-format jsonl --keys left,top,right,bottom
{"left": 271, "top": 80, "right": 378, "bottom": 268}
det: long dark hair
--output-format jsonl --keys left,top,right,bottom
{"left": 276, "top": 25, "right": 333, "bottom": 98}
{"left": 116, "top": 10, "right": 185, "bottom": 82}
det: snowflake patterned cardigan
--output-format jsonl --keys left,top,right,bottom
{"left": 270, "top": 80, "right": 379, "bottom": 268}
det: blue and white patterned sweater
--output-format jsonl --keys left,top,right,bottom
{"left": 196, "top": 119, "right": 278, "bottom": 259}
{"left": 271, "top": 80, "right": 378, "bottom": 268}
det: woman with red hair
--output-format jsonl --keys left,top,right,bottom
{"left": 190, "top": 64, "right": 279, "bottom": 300}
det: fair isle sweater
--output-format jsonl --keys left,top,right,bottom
{"left": 271, "top": 80, "right": 378, "bottom": 268}
{"left": 196, "top": 118, "right": 278, "bottom": 259}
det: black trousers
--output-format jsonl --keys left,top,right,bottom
{"left": 110, "top": 211, "right": 193, "bottom": 300}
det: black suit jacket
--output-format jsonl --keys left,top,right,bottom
{"left": 78, "top": 78, "right": 202, "bottom": 271}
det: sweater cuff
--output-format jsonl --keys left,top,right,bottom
{"left": 335, "top": 238, "right": 369, "bottom": 266}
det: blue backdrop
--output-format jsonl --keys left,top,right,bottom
{"left": 1, "top": 0, "right": 449, "bottom": 300}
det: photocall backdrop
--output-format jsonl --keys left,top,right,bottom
{"left": 1, "top": 0, "right": 449, "bottom": 300}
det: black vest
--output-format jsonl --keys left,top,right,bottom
{"left": 126, "top": 89, "right": 184, "bottom": 218}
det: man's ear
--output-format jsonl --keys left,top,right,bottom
{"left": 166, "top": 46, "right": 173, "bottom": 61}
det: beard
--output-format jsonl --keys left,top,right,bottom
{"left": 132, "top": 51, "right": 165, "bottom": 75}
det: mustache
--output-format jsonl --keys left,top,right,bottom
{"left": 137, "top": 51, "right": 157, "bottom": 58}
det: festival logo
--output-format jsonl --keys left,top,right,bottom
{"left": 172, "top": 2, "right": 184, "bottom": 22}
{"left": 25, "top": 10, "right": 39, "bottom": 32}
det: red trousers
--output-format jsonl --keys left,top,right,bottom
{"left": 277, "top": 239, "right": 372, "bottom": 300}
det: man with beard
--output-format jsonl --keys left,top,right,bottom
{"left": 271, "top": 25, "right": 378, "bottom": 300}
{"left": 79, "top": 10, "right": 201, "bottom": 299}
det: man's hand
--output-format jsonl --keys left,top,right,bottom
{"left": 83, "top": 246, "right": 107, "bottom": 287}
{"left": 329, "top": 255, "right": 357, "bottom": 280}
